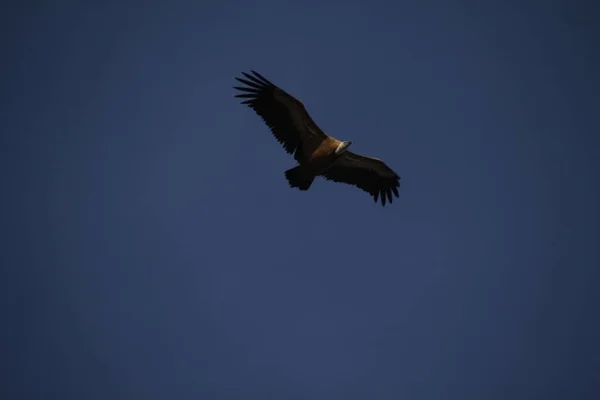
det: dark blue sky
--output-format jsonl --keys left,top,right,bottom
{"left": 3, "top": 1, "right": 599, "bottom": 399}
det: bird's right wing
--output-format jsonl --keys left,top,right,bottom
{"left": 234, "top": 71, "right": 327, "bottom": 159}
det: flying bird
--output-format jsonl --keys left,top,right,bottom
{"left": 233, "top": 70, "right": 401, "bottom": 206}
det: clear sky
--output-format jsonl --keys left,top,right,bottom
{"left": 3, "top": 1, "right": 599, "bottom": 399}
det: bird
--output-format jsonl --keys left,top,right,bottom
{"left": 233, "top": 70, "right": 401, "bottom": 206}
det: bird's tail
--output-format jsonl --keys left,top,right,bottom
{"left": 285, "top": 166, "right": 315, "bottom": 191}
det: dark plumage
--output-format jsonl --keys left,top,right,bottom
{"left": 234, "top": 71, "right": 401, "bottom": 206}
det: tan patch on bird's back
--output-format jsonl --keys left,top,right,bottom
{"left": 310, "top": 137, "right": 339, "bottom": 160}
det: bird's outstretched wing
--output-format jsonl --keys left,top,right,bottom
{"left": 322, "top": 151, "right": 401, "bottom": 206}
{"left": 234, "top": 71, "right": 327, "bottom": 159}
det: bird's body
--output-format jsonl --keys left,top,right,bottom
{"left": 284, "top": 140, "right": 347, "bottom": 191}
{"left": 234, "top": 70, "right": 401, "bottom": 206}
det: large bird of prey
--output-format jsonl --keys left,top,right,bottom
{"left": 233, "top": 70, "right": 401, "bottom": 206}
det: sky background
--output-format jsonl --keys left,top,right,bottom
{"left": 2, "top": 1, "right": 599, "bottom": 399}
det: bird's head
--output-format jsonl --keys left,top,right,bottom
{"left": 335, "top": 141, "right": 352, "bottom": 155}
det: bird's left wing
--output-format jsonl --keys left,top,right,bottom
{"left": 322, "top": 151, "right": 401, "bottom": 206}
